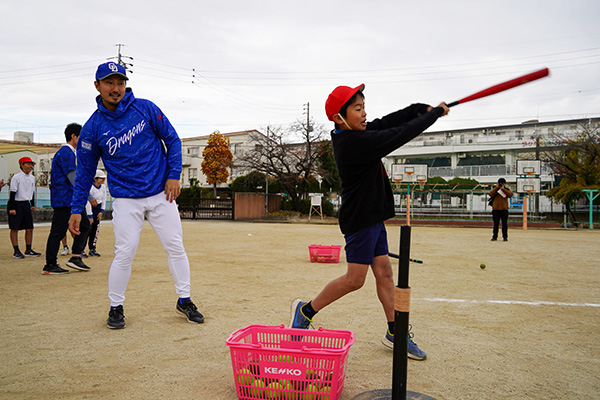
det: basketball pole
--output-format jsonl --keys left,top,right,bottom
{"left": 523, "top": 194, "right": 528, "bottom": 230}
{"left": 406, "top": 183, "right": 411, "bottom": 226}
{"left": 352, "top": 225, "right": 437, "bottom": 400}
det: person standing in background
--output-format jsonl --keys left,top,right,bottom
{"left": 42, "top": 123, "right": 91, "bottom": 274}
{"left": 84, "top": 169, "right": 107, "bottom": 257}
{"left": 489, "top": 178, "right": 513, "bottom": 242}
{"left": 8, "top": 157, "right": 42, "bottom": 259}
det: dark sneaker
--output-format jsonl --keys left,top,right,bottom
{"left": 176, "top": 299, "right": 205, "bottom": 324}
{"left": 66, "top": 256, "right": 90, "bottom": 271}
{"left": 42, "top": 264, "right": 70, "bottom": 275}
{"left": 89, "top": 249, "right": 101, "bottom": 257}
{"left": 503, "top": 238, "right": 508, "bottom": 242}
{"left": 107, "top": 305, "right": 126, "bottom": 329}
{"left": 24, "top": 249, "right": 41, "bottom": 257}
{"left": 80, "top": 252, "right": 89, "bottom": 258}
{"left": 491, "top": 238, "right": 497, "bottom": 241}
{"left": 381, "top": 325, "right": 427, "bottom": 360}
{"left": 13, "top": 251, "right": 25, "bottom": 259}
{"left": 289, "top": 299, "right": 312, "bottom": 329}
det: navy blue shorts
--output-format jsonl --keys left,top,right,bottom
{"left": 344, "top": 222, "right": 389, "bottom": 265}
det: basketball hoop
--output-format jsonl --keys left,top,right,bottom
{"left": 523, "top": 185, "right": 535, "bottom": 194}
{"left": 417, "top": 175, "right": 427, "bottom": 191}
{"left": 524, "top": 169, "right": 535, "bottom": 176}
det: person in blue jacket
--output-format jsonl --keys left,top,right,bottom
{"left": 68, "top": 62, "right": 204, "bottom": 329}
{"left": 42, "top": 123, "right": 91, "bottom": 274}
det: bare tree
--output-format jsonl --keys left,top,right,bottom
{"left": 237, "top": 118, "right": 329, "bottom": 210}
{"left": 541, "top": 121, "right": 600, "bottom": 224}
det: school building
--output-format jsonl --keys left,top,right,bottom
{"left": 384, "top": 117, "right": 599, "bottom": 186}
{"left": 1, "top": 117, "right": 597, "bottom": 215}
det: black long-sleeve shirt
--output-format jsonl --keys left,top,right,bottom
{"left": 331, "top": 104, "right": 444, "bottom": 234}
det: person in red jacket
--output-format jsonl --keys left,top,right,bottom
{"left": 489, "top": 178, "right": 514, "bottom": 241}
{"left": 290, "top": 83, "right": 449, "bottom": 360}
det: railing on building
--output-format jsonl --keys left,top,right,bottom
{"left": 427, "top": 164, "right": 551, "bottom": 179}
{"left": 429, "top": 165, "right": 510, "bottom": 178}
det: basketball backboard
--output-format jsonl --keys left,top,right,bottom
{"left": 516, "top": 160, "right": 541, "bottom": 176}
{"left": 516, "top": 177, "right": 541, "bottom": 194}
{"left": 391, "top": 164, "right": 428, "bottom": 183}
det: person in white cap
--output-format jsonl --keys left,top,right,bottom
{"left": 84, "top": 169, "right": 107, "bottom": 257}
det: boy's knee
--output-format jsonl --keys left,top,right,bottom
{"left": 344, "top": 276, "right": 366, "bottom": 291}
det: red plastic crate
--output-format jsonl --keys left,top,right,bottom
{"left": 227, "top": 324, "right": 354, "bottom": 400}
{"left": 308, "top": 245, "right": 342, "bottom": 263}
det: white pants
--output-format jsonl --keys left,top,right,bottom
{"left": 108, "top": 193, "right": 191, "bottom": 306}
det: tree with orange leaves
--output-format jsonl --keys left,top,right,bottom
{"left": 201, "top": 131, "right": 233, "bottom": 197}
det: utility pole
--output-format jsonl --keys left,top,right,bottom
{"left": 303, "top": 102, "right": 313, "bottom": 134}
{"left": 109, "top": 43, "right": 134, "bottom": 74}
{"left": 534, "top": 128, "right": 540, "bottom": 216}
{"left": 303, "top": 102, "right": 314, "bottom": 199}
{"left": 265, "top": 126, "right": 270, "bottom": 215}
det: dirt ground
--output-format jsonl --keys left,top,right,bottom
{"left": 1, "top": 219, "right": 599, "bottom": 400}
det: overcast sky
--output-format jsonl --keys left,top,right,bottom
{"left": 1, "top": 0, "right": 599, "bottom": 143}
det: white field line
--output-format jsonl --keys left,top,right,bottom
{"left": 417, "top": 297, "right": 600, "bottom": 308}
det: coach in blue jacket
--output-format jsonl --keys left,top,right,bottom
{"left": 68, "top": 62, "right": 204, "bottom": 329}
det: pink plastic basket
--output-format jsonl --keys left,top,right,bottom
{"left": 308, "top": 245, "right": 342, "bottom": 263}
{"left": 227, "top": 324, "right": 354, "bottom": 400}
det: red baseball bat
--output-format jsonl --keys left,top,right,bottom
{"left": 446, "top": 67, "right": 550, "bottom": 108}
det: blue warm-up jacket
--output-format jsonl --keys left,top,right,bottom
{"left": 71, "top": 88, "right": 182, "bottom": 214}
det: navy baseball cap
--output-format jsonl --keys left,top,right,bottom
{"left": 95, "top": 62, "right": 129, "bottom": 81}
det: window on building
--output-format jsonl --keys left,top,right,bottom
{"left": 188, "top": 147, "right": 199, "bottom": 156}
{"left": 432, "top": 157, "right": 451, "bottom": 167}
{"left": 458, "top": 154, "right": 505, "bottom": 166}
{"left": 189, "top": 168, "right": 197, "bottom": 180}
{"left": 516, "top": 130, "right": 523, "bottom": 140}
